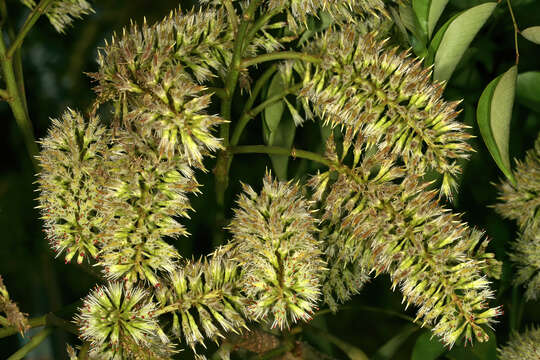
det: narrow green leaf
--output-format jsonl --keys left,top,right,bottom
{"left": 476, "top": 65, "right": 517, "bottom": 183}
{"left": 425, "top": 12, "right": 457, "bottom": 65}
{"left": 433, "top": 2, "right": 496, "bottom": 82}
{"left": 413, "top": 0, "right": 430, "bottom": 40}
{"left": 308, "top": 326, "right": 368, "bottom": 360}
{"left": 516, "top": 71, "right": 540, "bottom": 112}
{"left": 266, "top": 112, "right": 296, "bottom": 181}
{"left": 521, "top": 26, "right": 540, "bottom": 44}
{"left": 372, "top": 324, "right": 419, "bottom": 360}
{"left": 428, "top": 0, "right": 449, "bottom": 38}
{"left": 263, "top": 74, "right": 285, "bottom": 133}
{"left": 411, "top": 330, "right": 446, "bottom": 360}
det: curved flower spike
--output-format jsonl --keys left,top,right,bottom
{"left": 229, "top": 172, "right": 325, "bottom": 330}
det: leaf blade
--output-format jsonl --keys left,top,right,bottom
{"left": 433, "top": 2, "right": 496, "bottom": 82}
{"left": 476, "top": 65, "right": 517, "bottom": 183}
{"left": 521, "top": 26, "right": 540, "bottom": 44}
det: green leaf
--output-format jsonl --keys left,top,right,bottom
{"left": 413, "top": 0, "right": 430, "bottom": 41}
{"left": 411, "top": 330, "right": 446, "bottom": 360}
{"left": 521, "top": 26, "right": 540, "bottom": 44}
{"left": 516, "top": 71, "right": 540, "bottom": 112}
{"left": 298, "top": 11, "right": 332, "bottom": 46}
{"left": 372, "top": 324, "right": 419, "bottom": 360}
{"left": 263, "top": 74, "right": 285, "bottom": 134}
{"left": 428, "top": 0, "right": 449, "bottom": 38}
{"left": 308, "top": 326, "right": 368, "bottom": 360}
{"left": 476, "top": 65, "right": 517, "bottom": 184}
{"left": 433, "top": 2, "right": 496, "bottom": 82}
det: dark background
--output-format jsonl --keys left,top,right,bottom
{"left": 0, "top": 0, "right": 539, "bottom": 358}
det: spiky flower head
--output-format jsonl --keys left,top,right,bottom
{"left": 300, "top": 29, "right": 472, "bottom": 197}
{"left": 228, "top": 173, "right": 325, "bottom": 330}
{"left": 20, "top": 0, "right": 93, "bottom": 33}
{"left": 498, "top": 327, "right": 540, "bottom": 360}
{"left": 75, "top": 282, "right": 173, "bottom": 360}
{"left": 157, "top": 251, "right": 247, "bottom": 358}
{"left": 0, "top": 275, "right": 29, "bottom": 335}
{"left": 309, "top": 134, "right": 501, "bottom": 347}
{"left": 91, "top": 8, "right": 232, "bottom": 166}
{"left": 37, "top": 109, "right": 109, "bottom": 264}
{"left": 494, "top": 135, "right": 540, "bottom": 300}
{"left": 98, "top": 132, "right": 197, "bottom": 286}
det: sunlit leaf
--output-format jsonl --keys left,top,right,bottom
{"left": 433, "top": 2, "right": 497, "bottom": 82}
{"left": 428, "top": 0, "right": 449, "bottom": 38}
{"left": 476, "top": 65, "right": 517, "bottom": 183}
{"left": 411, "top": 330, "right": 446, "bottom": 360}
{"left": 413, "top": 0, "right": 430, "bottom": 40}
{"left": 521, "top": 26, "right": 540, "bottom": 44}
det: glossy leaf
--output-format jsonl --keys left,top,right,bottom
{"left": 521, "top": 26, "right": 540, "bottom": 44}
{"left": 516, "top": 71, "right": 540, "bottom": 112}
{"left": 477, "top": 65, "right": 517, "bottom": 183}
{"left": 428, "top": 0, "right": 449, "bottom": 38}
{"left": 411, "top": 330, "right": 446, "bottom": 360}
{"left": 433, "top": 2, "right": 496, "bottom": 82}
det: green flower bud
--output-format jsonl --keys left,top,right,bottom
{"left": 75, "top": 282, "right": 174, "bottom": 359}
{"left": 37, "top": 109, "right": 110, "bottom": 264}
{"left": 229, "top": 173, "right": 325, "bottom": 330}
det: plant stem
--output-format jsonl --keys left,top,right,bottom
{"left": 231, "top": 83, "right": 302, "bottom": 146}
{"left": 6, "top": 327, "right": 53, "bottom": 360}
{"left": 7, "top": 0, "right": 55, "bottom": 59}
{"left": 243, "top": 8, "right": 283, "bottom": 50}
{"left": 229, "top": 145, "right": 331, "bottom": 167}
{"left": 506, "top": 0, "right": 519, "bottom": 64}
{"left": 241, "top": 51, "right": 321, "bottom": 68}
{"left": 0, "top": 33, "right": 39, "bottom": 169}
{"left": 230, "top": 64, "right": 277, "bottom": 146}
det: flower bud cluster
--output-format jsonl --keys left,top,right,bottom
{"left": 37, "top": 109, "right": 110, "bottom": 265}
{"left": 300, "top": 29, "right": 472, "bottom": 198}
{"left": 97, "top": 132, "right": 198, "bottom": 286}
{"left": 20, "top": 0, "right": 93, "bottom": 33}
{"left": 228, "top": 173, "right": 325, "bottom": 330}
{"left": 91, "top": 8, "right": 233, "bottom": 166}
{"left": 157, "top": 251, "right": 247, "bottom": 359}
{"left": 0, "top": 275, "right": 29, "bottom": 335}
{"left": 494, "top": 135, "right": 540, "bottom": 300}
{"left": 75, "top": 282, "right": 174, "bottom": 359}
{"left": 498, "top": 327, "right": 540, "bottom": 360}
{"left": 309, "top": 134, "right": 501, "bottom": 347}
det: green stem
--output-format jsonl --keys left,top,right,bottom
{"left": 506, "top": 0, "right": 519, "bottom": 64}
{"left": 7, "top": 0, "right": 55, "bottom": 59}
{"left": 229, "top": 145, "right": 331, "bottom": 167}
{"left": 231, "top": 83, "right": 302, "bottom": 146}
{"left": 230, "top": 64, "right": 277, "bottom": 146}
{"left": 223, "top": 0, "right": 238, "bottom": 35}
{"left": 0, "top": 22, "right": 38, "bottom": 169}
{"left": 0, "top": 316, "right": 45, "bottom": 339}
{"left": 7, "top": 327, "right": 53, "bottom": 360}
{"left": 243, "top": 8, "right": 283, "bottom": 50}
{"left": 241, "top": 51, "right": 321, "bottom": 68}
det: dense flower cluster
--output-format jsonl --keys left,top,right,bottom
{"left": 498, "top": 327, "right": 540, "bottom": 360}
{"left": 37, "top": 110, "right": 110, "bottom": 265}
{"left": 20, "top": 0, "right": 93, "bottom": 33}
{"left": 229, "top": 173, "right": 325, "bottom": 330}
{"left": 494, "top": 135, "right": 540, "bottom": 300}
{"left": 75, "top": 282, "right": 174, "bottom": 359}
{"left": 310, "top": 133, "right": 501, "bottom": 347}
{"left": 299, "top": 29, "right": 472, "bottom": 198}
